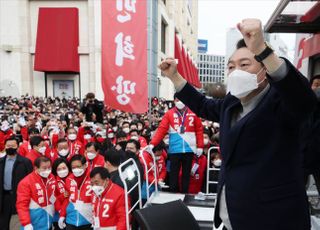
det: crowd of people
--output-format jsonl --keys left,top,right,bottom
{"left": 0, "top": 92, "right": 222, "bottom": 230}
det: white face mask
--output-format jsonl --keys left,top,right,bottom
{"left": 59, "top": 149, "right": 69, "bottom": 157}
{"left": 72, "top": 168, "right": 85, "bottom": 177}
{"left": 213, "top": 159, "right": 222, "bottom": 167}
{"left": 92, "top": 185, "right": 105, "bottom": 196}
{"left": 123, "top": 127, "right": 130, "bottom": 134}
{"left": 57, "top": 169, "right": 69, "bottom": 178}
{"left": 1, "top": 123, "right": 9, "bottom": 132}
{"left": 38, "top": 146, "right": 47, "bottom": 155}
{"left": 112, "top": 127, "right": 118, "bottom": 132}
{"left": 175, "top": 101, "right": 185, "bottom": 110}
{"left": 203, "top": 138, "right": 209, "bottom": 145}
{"left": 226, "top": 68, "right": 265, "bottom": 99}
{"left": 107, "top": 133, "right": 114, "bottom": 139}
{"left": 131, "top": 136, "right": 139, "bottom": 141}
{"left": 87, "top": 152, "right": 97, "bottom": 160}
{"left": 84, "top": 134, "right": 92, "bottom": 140}
{"left": 68, "top": 134, "right": 77, "bottom": 141}
{"left": 39, "top": 169, "right": 51, "bottom": 178}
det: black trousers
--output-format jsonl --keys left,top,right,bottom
{"left": 169, "top": 153, "right": 193, "bottom": 193}
{"left": 0, "top": 192, "right": 15, "bottom": 230}
{"left": 66, "top": 224, "right": 93, "bottom": 230}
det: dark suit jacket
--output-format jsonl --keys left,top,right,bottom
{"left": 0, "top": 154, "right": 33, "bottom": 214}
{"left": 176, "top": 59, "right": 317, "bottom": 230}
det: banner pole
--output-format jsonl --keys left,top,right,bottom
{"left": 148, "top": 0, "right": 153, "bottom": 123}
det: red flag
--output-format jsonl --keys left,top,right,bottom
{"left": 174, "top": 35, "right": 188, "bottom": 80}
{"left": 101, "top": 0, "right": 148, "bottom": 113}
{"left": 187, "top": 54, "right": 195, "bottom": 86}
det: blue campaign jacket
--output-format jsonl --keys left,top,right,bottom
{"left": 176, "top": 58, "right": 317, "bottom": 230}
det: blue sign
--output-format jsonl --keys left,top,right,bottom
{"left": 198, "top": 39, "right": 208, "bottom": 53}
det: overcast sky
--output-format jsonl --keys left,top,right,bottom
{"left": 198, "top": 0, "right": 296, "bottom": 59}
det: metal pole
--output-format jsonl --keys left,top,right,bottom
{"left": 44, "top": 72, "right": 48, "bottom": 97}
{"left": 148, "top": 0, "right": 153, "bottom": 122}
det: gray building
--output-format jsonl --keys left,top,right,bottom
{"left": 197, "top": 53, "right": 225, "bottom": 86}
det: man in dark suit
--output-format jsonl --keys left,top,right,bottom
{"left": 158, "top": 19, "right": 317, "bottom": 230}
{"left": 0, "top": 135, "right": 33, "bottom": 230}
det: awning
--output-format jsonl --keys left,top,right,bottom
{"left": 265, "top": 0, "right": 320, "bottom": 33}
{"left": 34, "top": 8, "right": 80, "bottom": 72}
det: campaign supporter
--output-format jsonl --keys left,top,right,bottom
{"left": 150, "top": 95, "right": 204, "bottom": 193}
{"left": 0, "top": 121, "right": 14, "bottom": 152}
{"left": 59, "top": 155, "right": 93, "bottom": 230}
{"left": 186, "top": 154, "right": 207, "bottom": 194}
{"left": 85, "top": 142, "right": 105, "bottom": 171}
{"left": 90, "top": 167, "right": 128, "bottom": 230}
{"left": 125, "top": 140, "right": 145, "bottom": 182}
{"left": 18, "top": 128, "right": 40, "bottom": 157}
{"left": 80, "top": 92, "right": 104, "bottom": 124}
{"left": 129, "top": 129, "right": 147, "bottom": 149}
{"left": 25, "top": 136, "right": 48, "bottom": 165}
{"left": 115, "top": 131, "right": 128, "bottom": 151}
{"left": 52, "top": 158, "right": 70, "bottom": 230}
{"left": 66, "top": 127, "right": 84, "bottom": 156}
{"left": 16, "top": 156, "right": 58, "bottom": 230}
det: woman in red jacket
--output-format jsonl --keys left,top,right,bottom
{"left": 52, "top": 158, "right": 70, "bottom": 230}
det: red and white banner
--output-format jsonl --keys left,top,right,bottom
{"left": 101, "top": 0, "right": 148, "bottom": 113}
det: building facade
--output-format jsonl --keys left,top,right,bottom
{"left": 0, "top": 0, "right": 198, "bottom": 101}
{"left": 197, "top": 53, "right": 225, "bottom": 86}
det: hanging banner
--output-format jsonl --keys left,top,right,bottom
{"left": 101, "top": 0, "right": 148, "bottom": 113}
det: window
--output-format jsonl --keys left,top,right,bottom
{"left": 161, "top": 20, "right": 167, "bottom": 53}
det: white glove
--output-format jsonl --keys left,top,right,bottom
{"left": 58, "top": 217, "right": 66, "bottom": 229}
{"left": 196, "top": 148, "right": 203, "bottom": 157}
{"left": 24, "top": 224, "right": 33, "bottom": 230}
{"left": 146, "top": 144, "right": 154, "bottom": 153}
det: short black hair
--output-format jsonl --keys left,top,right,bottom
{"left": 105, "top": 148, "right": 124, "bottom": 167}
{"left": 30, "top": 136, "right": 44, "bottom": 149}
{"left": 129, "top": 129, "right": 139, "bottom": 135}
{"left": 153, "top": 141, "right": 166, "bottom": 152}
{"left": 70, "top": 154, "right": 87, "bottom": 166}
{"left": 122, "top": 121, "right": 130, "bottom": 127}
{"left": 116, "top": 130, "right": 127, "bottom": 139}
{"left": 127, "top": 139, "right": 140, "bottom": 150}
{"left": 28, "top": 127, "right": 40, "bottom": 135}
{"left": 57, "top": 138, "right": 68, "bottom": 146}
{"left": 85, "top": 142, "right": 99, "bottom": 151}
{"left": 311, "top": 74, "right": 320, "bottom": 85}
{"left": 236, "top": 39, "right": 247, "bottom": 49}
{"left": 52, "top": 158, "right": 70, "bottom": 176}
{"left": 34, "top": 156, "right": 51, "bottom": 168}
{"left": 90, "top": 166, "right": 110, "bottom": 179}
{"left": 4, "top": 135, "right": 19, "bottom": 146}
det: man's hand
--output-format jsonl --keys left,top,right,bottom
{"left": 196, "top": 148, "right": 203, "bottom": 157}
{"left": 158, "top": 58, "right": 186, "bottom": 89}
{"left": 24, "top": 224, "right": 34, "bottom": 230}
{"left": 237, "top": 19, "right": 265, "bottom": 55}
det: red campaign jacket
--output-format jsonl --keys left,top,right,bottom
{"left": 60, "top": 172, "right": 93, "bottom": 224}
{"left": 25, "top": 149, "right": 43, "bottom": 166}
{"left": 47, "top": 147, "right": 81, "bottom": 163}
{"left": 140, "top": 151, "right": 167, "bottom": 183}
{"left": 55, "top": 177, "right": 67, "bottom": 215}
{"left": 187, "top": 155, "right": 207, "bottom": 194}
{"left": 16, "top": 172, "right": 58, "bottom": 228}
{"left": 19, "top": 141, "right": 32, "bottom": 157}
{"left": 0, "top": 129, "right": 13, "bottom": 152}
{"left": 150, "top": 107, "right": 204, "bottom": 154}
{"left": 20, "top": 126, "right": 28, "bottom": 141}
{"left": 87, "top": 153, "right": 105, "bottom": 172}
{"left": 92, "top": 181, "right": 129, "bottom": 230}
{"left": 68, "top": 140, "right": 85, "bottom": 156}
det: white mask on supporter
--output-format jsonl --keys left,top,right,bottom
{"left": 107, "top": 133, "right": 114, "bottom": 139}
{"left": 226, "top": 68, "right": 265, "bottom": 99}
{"left": 72, "top": 168, "right": 85, "bottom": 177}
{"left": 87, "top": 152, "right": 97, "bottom": 160}
{"left": 213, "top": 159, "right": 222, "bottom": 167}
{"left": 57, "top": 169, "right": 69, "bottom": 178}
{"left": 92, "top": 185, "right": 105, "bottom": 196}
{"left": 58, "top": 149, "right": 69, "bottom": 157}
{"left": 123, "top": 127, "right": 130, "bottom": 134}
{"left": 39, "top": 169, "right": 51, "bottom": 178}
{"left": 68, "top": 134, "right": 77, "bottom": 141}
{"left": 84, "top": 134, "right": 92, "bottom": 140}
{"left": 175, "top": 101, "right": 185, "bottom": 110}
{"left": 203, "top": 138, "right": 209, "bottom": 145}
{"left": 38, "top": 146, "right": 47, "bottom": 155}
{"left": 131, "top": 136, "right": 139, "bottom": 141}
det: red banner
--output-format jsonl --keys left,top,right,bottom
{"left": 101, "top": 0, "right": 148, "bottom": 113}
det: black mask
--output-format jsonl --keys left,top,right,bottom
{"left": 117, "top": 141, "right": 127, "bottom": 151}
{"left": 6, "top": 148, "right": 17, "bottom": 156}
